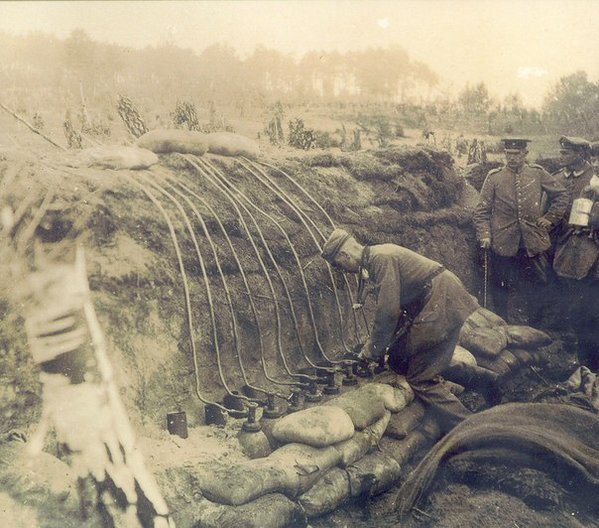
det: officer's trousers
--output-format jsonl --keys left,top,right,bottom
{"left": 490, "top": 249, "right": 549, "bottom": 325}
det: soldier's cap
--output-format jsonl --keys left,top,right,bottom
{"left": 501, "top": 138, "right": 531, "bottom": 152}
{"left": 321, "top": 228, "right": 353, "bottom": 263}
{"left": 559, "top": 136, "right": 591, "bottom": 151}
{"left": 590, "top": 141, "right": 599, "bottom": 156}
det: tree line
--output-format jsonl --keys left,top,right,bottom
{"left": 1, "top": 29, "right": 598, "bottom": 138}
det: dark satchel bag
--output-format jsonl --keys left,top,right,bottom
{"left": 553, "top": 233, "right": 599, "bottom": 280}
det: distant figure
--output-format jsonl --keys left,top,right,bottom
{"left": 467, "top": 138, "right": 482, "bottom": 164}
{"left": 456, "top": 135, "right": 468, "bottom": 157}
{"left": 422, "top": 129, "right": 436, "bottom": 145}
{"left": 473, "top": 138, "right": 568, "bottom": 323}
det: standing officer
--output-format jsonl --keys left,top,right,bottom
{"left": 552, "top": 136, "right": 599, "bottom": 370}
{"left": 321, "top": 229, "right": 480, "bottom": 433}
{"left": 473, "top": 138, "right": 568, "bottom": 324}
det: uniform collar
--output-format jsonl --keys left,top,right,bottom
{"left": 565, "top": 161, "right": 591, "bottom": 178}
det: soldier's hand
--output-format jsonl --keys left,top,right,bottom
{"left": 358, "top": 340, "right": 379, "bottom": 364}
{"left": 536, "top": 217, "right": 552, "bottom": 230}
{"left": 479, "top": 238, "right": 491, "bottom": 250}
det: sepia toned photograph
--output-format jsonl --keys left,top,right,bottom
{"left": 0, "top": 1, "right": 598, "bottom": 526}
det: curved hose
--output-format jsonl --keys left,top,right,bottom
{"left": 178, "top": 154, "right": 325, "bottom": 374}
{"left": 157, "top": 171, "right": 297, "bottom": 396}
{"left": 239, "top": 158, "right": 358, "bottom": 353}
{"left": 200, "top": 157, "right": 345, "bottom": 366}
{"left": 124, "top": 174, "right": 230, "bottom": 413}
{"left": 257, "top": 159, "right": 370, "bottom": 336}
{"left": 138, "top": 174, "right": 262, "bottom": 405}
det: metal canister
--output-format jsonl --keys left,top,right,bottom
{"left": 568, "top": 198, "right": 594, "bottom": 227}
{"left": 166, "top": 411, "right": 188, "bottom": 439}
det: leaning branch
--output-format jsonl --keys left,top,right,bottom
{"left": 0, "top": 102, "right": 67, "bottom": 151}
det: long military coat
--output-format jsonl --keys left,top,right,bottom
{"left": 362, "top": 244, "right": 478, "bottom": 359}
{"left": 473, "top": 163, "right": 568, "bottom": 257}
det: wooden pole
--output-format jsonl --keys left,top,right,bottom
{"left": 0, "top": 102, "right": 67, "bottom": 151}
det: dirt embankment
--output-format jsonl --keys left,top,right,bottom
{"left": 0, "top": 145, "right": 479, "bottom": 432}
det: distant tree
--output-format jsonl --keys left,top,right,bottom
{"left": 458, "top": 82, "right": 492, "bottom": 114}
{"left": 197, "top": 43, "right": 242, "bottom": 100}
{"left": 64, "top": 29, "right": 97, "bottom": 75}
{"left": 543, "top": 71, "right": 599, "bottom": 136}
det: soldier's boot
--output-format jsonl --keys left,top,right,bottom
{"left": 444, "top": 363, "right": 503, "bottom": 406}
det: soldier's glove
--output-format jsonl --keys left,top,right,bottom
{"left": 536, "top": 217, "right": 552, "bottom": 230}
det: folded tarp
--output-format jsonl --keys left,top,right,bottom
{"left": 394, "top": 403, "right": 599, "bottom": 515}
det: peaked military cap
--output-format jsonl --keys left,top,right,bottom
{"left": 321, "top": 228, "right": 352, "bottom": 262}
{"left": 501, "top": 138, "right": 531, "bottom": 152}
{"left": 559, "top": 136, "right": 591, "bottom": 151}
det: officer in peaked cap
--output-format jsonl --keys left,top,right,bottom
{"left": 552, "top": 136, "right": 599, "bottom": 370}
{"left": 473, "top": 138, "right": 568, "bottom": 324}
{"left": 321, "top": 229, "right": 496, "bottom": 433}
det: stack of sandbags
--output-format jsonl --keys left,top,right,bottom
{"left": 136, "top": 129, "right": 260, "bottom": 158}
{"left": 76, "top": 145, "right": 159, "bottom": 170}
{"left": 455, "top": 307, "right": 553, "bottom": 378}
{"left": 195, "top": 378, "right": 421, "bottom": 525}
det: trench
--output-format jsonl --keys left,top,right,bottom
{"left": 0, "top": 144, "right": 596, "bottom": 528}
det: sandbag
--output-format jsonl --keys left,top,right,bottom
{"left": 269, "top": 443, "right": 342, "bottom": 496}
{"left": 498, "top": 349, "right": 521, "bottom": 371}
{"left": 198, "top": 460, "right": 288, "bottom": 506}
{"left": 380, "top": 429, "right": 431, "bottom": 467}
{"left": 77, "top": 145, "right": 159, "bottom": 170}
{"left": 509, "top": 348, "right": 535, "bottom": 366}
{"left": 297, "top": 468, "right": 350, "bottom": 518}
{"left": 136, "top": 129, "right": 208, "bottom": 156}
{"left": 322, "top": 387, "right": 387, "bottom": 430}
{"left": 476, "top": 355, "right": 513, "bottom": 377}
{"left": 334, "top": 411, "right": 390, "bottom": 467}
{"left": 385, "top": 400, "right": 427, "bottom": 440}
{"left": 460, "top": 307, "right": 507, "bottom": 337}
{"left": 505, "top": 325, "right": 553, "bottom": 348}
{"left": 299, "top": 452, "right": 402, "bottom": 518}
{"left": 358, "top": 382, "right": 414, "bottom": 412}
{"left": 204, "top": 132, "right": 260, "bottom": 158}
{"left": 0, "top": 441, "right": 76, "bottom": 506}
{"left": 271, "top": 406, "right": 354, "bottom": 447}
{"left": 347, "top": 453, "right": 402, "bottom": 496}
{"left": 460, "top": 327, "right": 508, "bottom": 358}
{"left": 195, "top": 492, "right": 307, "bottom": 528}
{"left": 198, "top": 442, "right": 341, "bottom": 505}
{"left": 450, "top": 345, "right": 477, "bottom": 367}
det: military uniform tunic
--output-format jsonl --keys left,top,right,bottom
{"left": 473, "top": 163, "right": 568, "bottom": 257}
{"left": 361, "top": 244, "right": 479, "bottom": 432}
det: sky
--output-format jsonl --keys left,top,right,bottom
{"left": 1, "top": 0, "right": 598, "bottom": 107}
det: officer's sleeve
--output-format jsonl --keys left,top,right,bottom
{"left": 472, "top": 174, "right": 494, "bottom": 240}
{"left": 540, "top": 170, "right": 568, "bottom": 225}
{"left": 369, "top": 254, "right": 402, "bottom": 359}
